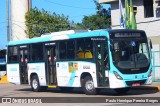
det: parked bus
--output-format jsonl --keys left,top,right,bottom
{"left": 0, "top": 49, "right": 6, "bottom": 79}
{"left": 7, "top": 29, "right": 152, "bottom": 95}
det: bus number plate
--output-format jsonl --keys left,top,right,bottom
{"left": 132, "top": 82, "right": 140, "bottom": 86}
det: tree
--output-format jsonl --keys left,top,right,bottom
{"left": 81, "top": 1, "right": 111, "bottom": 30}
{"left": 25, "top": 7, "right": 71, "bottom": 38}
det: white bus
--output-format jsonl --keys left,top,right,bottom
{"left": 7, "top": 29, "right": 152, "bottom": 95}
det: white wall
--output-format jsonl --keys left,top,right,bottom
{"left": 111, "top": 0, "right": 160, "bottom": 38}
{"left": 11, "top": 0, "right": 31, "bottom": 41}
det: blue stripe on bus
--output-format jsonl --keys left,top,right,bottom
{"left": 69, "top": 70, "right": 76, "bottom": 86}
{"left": 10, "top": 68, "right": 18, "bottom": 71}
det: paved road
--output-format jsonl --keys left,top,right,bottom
{"left": 0, "top": 84, "right": 160, "bottom": 106}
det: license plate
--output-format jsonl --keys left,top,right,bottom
{"left": 132, "top": 82, "right": 140, "bottom": 86}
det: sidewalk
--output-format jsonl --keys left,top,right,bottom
{"left": 131, "top": 82, "right": 160, "bottom": 91}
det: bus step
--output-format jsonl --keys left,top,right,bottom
{"left": 47, "top": 85, "right": 57, "bottom": 88}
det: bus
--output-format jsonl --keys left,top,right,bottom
{"left": 7, "top": 29, "right": 152, "bottom": 95}
{"left": 0, "top": 49, "right": 6, "bottom": 79}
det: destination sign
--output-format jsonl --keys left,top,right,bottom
{"left": 114, "top": 33, "right": 141, "bottom": 38}
{"left": 45, "top": 42, "right": 55, "bottom": 46}
{"left": 20, "top": 45, "right": 27, "bottom": 48}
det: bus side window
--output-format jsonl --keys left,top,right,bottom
{"left": 84, "top": 39, "right": 93, "bottom": 59}
{"left": 76, "top": 38, "right": 93, "bottom": 59}
{"left": 67, "top": 40, "right": 75, "bottom": 59}
{"left": 8, "top": 46, "right": 18, "bottom": 62}
{"left": 59, "top": 42, "right": 67, "bottom": 59}
{"left": 31, "top": 43, "right": 43, "bottom": 61}
{"left": 76, "top": 39, "right": 85, "bottom": 59}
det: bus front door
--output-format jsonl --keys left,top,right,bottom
{"left": 19, "top": 48, "right": 28, "bottom": 84}
{"left": 45, "top": 45, "right": 57, "bottom": 85}
{"left": 95, "top": 41, "right": 109, "bottom": 87}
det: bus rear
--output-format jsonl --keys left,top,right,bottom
{"left": 108, "top": 30, "right": 152, "bottom": 93}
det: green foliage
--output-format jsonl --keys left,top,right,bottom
{"left": 25, "top": 7, "right": 71, "bottom": 38}
{"left": 81, "top": 1, "right": 111, "bottom": 30}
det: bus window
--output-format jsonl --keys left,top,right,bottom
{"left": 59, "top": 40, "right": 76, "bottom": 60}
{"left": 59, "top": 42, "right": 67, "bottom": 59}
{"left": 67, "top": 40, "right": 75, "bottom": 59}
{"left": 84, "top": 39, "right": 93, "bottom": 58}
{"left": 76, "top": 38, "right": 93, "bottom": 59}
{"left": 8, "top": 46, "right": 18, "bottom": 63}
{"left": 77, "top": 39, "right": 85, "bottom": 59}
{"left": 31, "top": 43, "right": 43, "bottom": 61}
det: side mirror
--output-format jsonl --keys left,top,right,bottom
{"left": 110, "top": 44, "right": 113, "bottom": 51}
{"left": 149, "top": 39, "right": 152, "bottom": 49}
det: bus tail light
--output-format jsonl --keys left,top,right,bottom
{"left": 113, "top": 71, "right": 123, "bottom": 80}
{"left": 148, "top": 69, "right": 152, "bottom": 77}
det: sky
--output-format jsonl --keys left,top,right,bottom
{"left": 0, "top": 0, "right": 109, "bottom": 49}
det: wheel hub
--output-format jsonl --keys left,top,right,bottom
{"left": 32, "top": 79, "right": 38, "bottom": 89}
{"left": 86, "top": 80, "right": 94, "bottom": 91}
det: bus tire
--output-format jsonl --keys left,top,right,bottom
{"left": 31, "top": 75, "right": 44, "bottom": 92}
{"left": 82, "top": 76, "right": 96, "bottom": 95}
{"left": 114, "top": 87, "right": 130, "bottom": 94}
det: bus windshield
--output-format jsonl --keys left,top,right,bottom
{"left": 111, "top": 38, "right": 150, "bottom": 70}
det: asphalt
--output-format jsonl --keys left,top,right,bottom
{"left": 131, "top": 82, "right": 160, "bottom": 91}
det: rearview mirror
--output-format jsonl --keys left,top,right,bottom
{"left": 149, "top": 39, "right": 152, "bottom": 49}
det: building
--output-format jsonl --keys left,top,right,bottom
{"left": 99, "top": 0, "right": 160, "bottom": 81}
{"left": 10, "top": 0, "right": 32, "bottom": 41}
{"left": 99, "top": 0, "right": 160, "bottom": 51}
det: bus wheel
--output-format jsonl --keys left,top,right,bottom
{"left": 114, "top": 87, "right": 130, "bottom": 94}
{"left": 31, "top": 75, "right": 43, "bottom": 92}
{"left": 82, "top": 76, "right": 96, "bottom": 95}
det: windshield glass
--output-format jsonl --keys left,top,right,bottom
{"left": 111, "top": 39, "right": 150, "bottom": 69}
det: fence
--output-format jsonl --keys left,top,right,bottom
{"left": 152, "top": 51, "right": 160, "bottom": 82}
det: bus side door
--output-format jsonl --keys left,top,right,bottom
{"left": 94, "top": 39, "right": 109, "bottom": 86}
{"left": 19, "top": 47, "right": 28, "bottom": 84}
{"left": 45, "top": 43, "right": 57, "bottom": 85}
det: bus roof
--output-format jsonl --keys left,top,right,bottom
{"left": 7, "top": 29, "right": 146, "bottom": 46}
{"left": 8, "top": 30, "right": 109, "bottom": 46}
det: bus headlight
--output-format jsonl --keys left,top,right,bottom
{"left": 113, "top": 71, "right": 123, "bottom": 80}
{"left": 148, "top": 69, "right": 152, "bottom": 77}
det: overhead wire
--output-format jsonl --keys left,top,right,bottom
{"left": 43, "top": 0, "right": 96, "bottom": 10}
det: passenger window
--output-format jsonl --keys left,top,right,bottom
{"left": 59, "top": 40, "right": 76, "bottom": 60}
{"left": 76, "top": 38, "right": 93, "bottom": 59}
{"left": 31, "top": 43, "right": 43, "bottom": 61}
{"left": 67, "top": 40, "right": 75, "bottom": 59}
{"left": 8, "top": 46, "right": 18, "bottom": 62}
{"left": 59, "top": 42, "right": 67, "bottom": 59}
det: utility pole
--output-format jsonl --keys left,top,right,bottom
{"left": 6, "top": 0, "right": 10, "bottom": 42}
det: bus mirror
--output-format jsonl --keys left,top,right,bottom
{"left": 149, "top": 40, "right": 152, "bottom": 49}
{"left": 110, "top": 44, "right": 113, "bottom": 51}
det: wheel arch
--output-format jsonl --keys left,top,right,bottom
{"left": 80, "top": 72, "right": 92, "bottom": 86}
{"left": 30, "top": 73, "right": 38, "bottom": 85}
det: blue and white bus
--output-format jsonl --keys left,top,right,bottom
{"left": 7, "top": 29, "right": 152, "bottom": 95}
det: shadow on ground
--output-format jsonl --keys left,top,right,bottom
{"left": 16, "top": 87, "right": 159, "bottom": 96}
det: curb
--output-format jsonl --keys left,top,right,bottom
{"left": 131, "top": 86, "right": 160, "bottom": 91}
